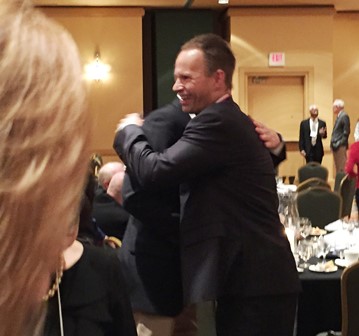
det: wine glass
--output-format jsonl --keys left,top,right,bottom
{"left": 342, "top": 219, "right": 357, "bottom": 248}
{"left": 316, "top": 235, "right": 331, "bottom": 264}
{"left": 297, "top": 239, "right": 313, "bottom": 268}
{"left": 298, "top": 217, "right": 312, "bottom": 240}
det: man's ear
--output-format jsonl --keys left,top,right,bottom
{"left": 214, "top": 69, "right": 226, "bottom": 87}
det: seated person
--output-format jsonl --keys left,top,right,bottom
{"left": 43, "top": 220, "right": 137, "bottom": 336}
{"left": 93, "top": 165, "right": 129, "bottom": 241}
{"left": 78, "top": 173, "right": 106, "bottom": 246}
{"left": 96, "top": 162, "right": 125, "bottom": 193}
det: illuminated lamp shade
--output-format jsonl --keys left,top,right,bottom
{"left": 218, "top": 0, "right": 229, "bottom": 4}
{"left": 84, "top": 52, "right": 111, "bottom": 81}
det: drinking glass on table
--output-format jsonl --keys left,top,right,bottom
{"left": 316, "top": 235, "right": 331, "bottom": 263}
{"left": 342, "top": 219, "right": 358, "bottom": 248}
{"left": 298, "top": 217, "right": 312, "bottom": 239}
{"left": 297, "top": 239, "right": 313, "bottom": 268}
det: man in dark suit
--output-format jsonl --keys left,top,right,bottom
{"left": 118, "top": 100, "right": 195, "bottom": 336}
{"left": 299, "top": 104, "right": 327, "bottom": 163}
{"left": 331, "top": 98, "right": 351, "bottom": 173}
{"left": 118, "top": 99, "right": 286, "bottom": 336}
{"left": 114, "top": 34, "right": 300, "bottom": 336}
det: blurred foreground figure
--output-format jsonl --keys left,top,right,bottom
{"left": 0, "top": 1, "right": 91, "bottom": 335}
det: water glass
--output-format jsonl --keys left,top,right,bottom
{"left": 298, "top": 239, "right": 313, "bottom": 268}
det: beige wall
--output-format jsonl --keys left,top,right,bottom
{"left": 229, "top": 7, "right": 335, "bottom": 183}
{"left": 333, "top": 13, "right": 359, "bottom": 147}
{"left": 42, "top": 7, "right": 144, "bottom": 163}
{"left": 41, "top": 7, "right": 359, "bottom": 175}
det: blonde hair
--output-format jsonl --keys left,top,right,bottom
{"left": 0, "top": 1, "right": 91, "bottom": 335}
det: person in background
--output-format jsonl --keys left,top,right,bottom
{"left": 331, "top": 99, "right": 350, "bottom": 173}
{"left": 345, "top": 130, "right": 359, "bottom": 213}
{"left": 354, "top": 119, "right": 359, "bottom": 142}
{"left": 96, "top": 162, "right": 125, "bottom": 192}
{"left": 114, "top": 33, "right": 300, "bottom": 336}
{"left": 299, "top": 104, "right": 327, "bottom": 164}
{"left": 93, "top": 162, "right": 129, "bottom": 241}
{"left": 0, "top": 1, "right": 91, "bottom": 335}
{"left": 78, "top": 173, "right": 107, "bottom": 246}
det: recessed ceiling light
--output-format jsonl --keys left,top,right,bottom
{"left": 218, "top": 0, "right": 229, "bottom": 4}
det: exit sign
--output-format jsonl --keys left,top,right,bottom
{"left": 269, "top": 52, "right": 285, "bottom": 67}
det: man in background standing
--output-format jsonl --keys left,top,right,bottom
{"left": 299, "top": 104, "right": 327, "bottom": 164}
{"left": 331, "top": 99, "right": 350, "bottom": 173}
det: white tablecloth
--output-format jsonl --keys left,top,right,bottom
{"left": 324, "top": 228, "right": 359, "bottom": 250}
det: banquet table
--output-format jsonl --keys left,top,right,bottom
{"left": 296, "top": 258, "right": 343, "bottom": 336}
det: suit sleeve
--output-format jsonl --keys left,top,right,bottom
{"left": 321, "top": 120, "right": 327, "bottom": 139}
{"left": 270, "top": 140, "right": 286, "bottom": 168}
{"left": 342, "top": 115, "right": 351, "bottom": 143}
{"left": 121, "top": 104, "right": 189, "bottom": 217}
{"left": 114, "top": 112, "right": 227, "bottom": 191}
{"left": 299, "top": 121, "right": 305, "bottom": 152}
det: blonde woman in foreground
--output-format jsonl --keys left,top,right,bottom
{"left": 0, "top": 1, "right": 91, "bottom": 335}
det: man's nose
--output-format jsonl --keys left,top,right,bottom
{"left": 172, "top": 79, "right": 183, "bottom": 92}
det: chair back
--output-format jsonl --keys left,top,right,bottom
{"left": 297, "top": 186, "right": 342, "bottom": 229}
{"left": 298, "top": 162, "right": 329, "bottom": 183}
{"left": 334, "top": 171, "right": 347, "bottom": 192}
{"left": 297, "top": 177, "right": 331, "bottom": 193}
{"left": 338, "top": 174, "right": 356, "bottom": 218}
{"left": 341, "top": 261, "right": 359, "bottom": 336}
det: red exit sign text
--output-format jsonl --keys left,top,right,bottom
{"left": 268, "top": 52, "right": 285, "bottom": 67}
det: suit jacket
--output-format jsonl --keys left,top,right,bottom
{"left": 43, "top": 245, "right": 137, "bottom": 336}
{"left": 92, "top": 187, "right": 129, "bottom": 240}
{"left": 118, "top": 99, "right": 190, "bottom": 316}
{"left": 114, "top": 97, "right": 300, "bottom": 305}
{"left": 299, "top": 118, "right": 327, "bottom": 159}
{"left": 331, "top": 111, "right": 350, "bottom": 151}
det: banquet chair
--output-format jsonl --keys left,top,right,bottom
{"left": 298, "top": 162, "right": 329, "bottom": 183}
{"left": 341, "top": 260, "right": 359, "bottom": 336}
{"left": 338, "top": 174, "right": 356, "bottom": 218}
{"left": 334, "top": 171, "right": 347, "bottom": 192}
{"left": 316, "top": 261, "right": 359, "bottom": 336}
{"left": 297, "top": 186, "right": 342, "bottom": 229}
{"left": 297, "top": 177, "right": 331, "bottom": 193}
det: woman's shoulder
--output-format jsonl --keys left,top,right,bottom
{"left": 82, "top": 244, "right": 120, "bottom": 271}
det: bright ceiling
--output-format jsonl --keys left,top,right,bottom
{"left": 34, "top": 0, "right": 359, "bottom": 12}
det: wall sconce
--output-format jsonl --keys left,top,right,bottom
{"left": 85, "top": 51, "right": 111, "bottom": 81}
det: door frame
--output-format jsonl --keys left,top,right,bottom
{"left": 238, "top": 66, "right": 314, "bottom": 118}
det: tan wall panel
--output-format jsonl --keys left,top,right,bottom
{"left": 42, "top": 8, "right": 144, "bottom": 162}
{"left": 334, "top": 13, "right": 359, "bottom": 147}
{"left": 229, "top": 7, "right": 334, "bottom": 179}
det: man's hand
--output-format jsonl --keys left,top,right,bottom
{"left": 116, "top": 113, "right": 143, "bottom": 132}
{"left": 319, "top": 126, "right": 326, "bottom": 137}
{"left": 300, "top": 150, "right": 306, "bottom": 157}
{"left": 252, "top": 119, "right": 281, "bottom": 149}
